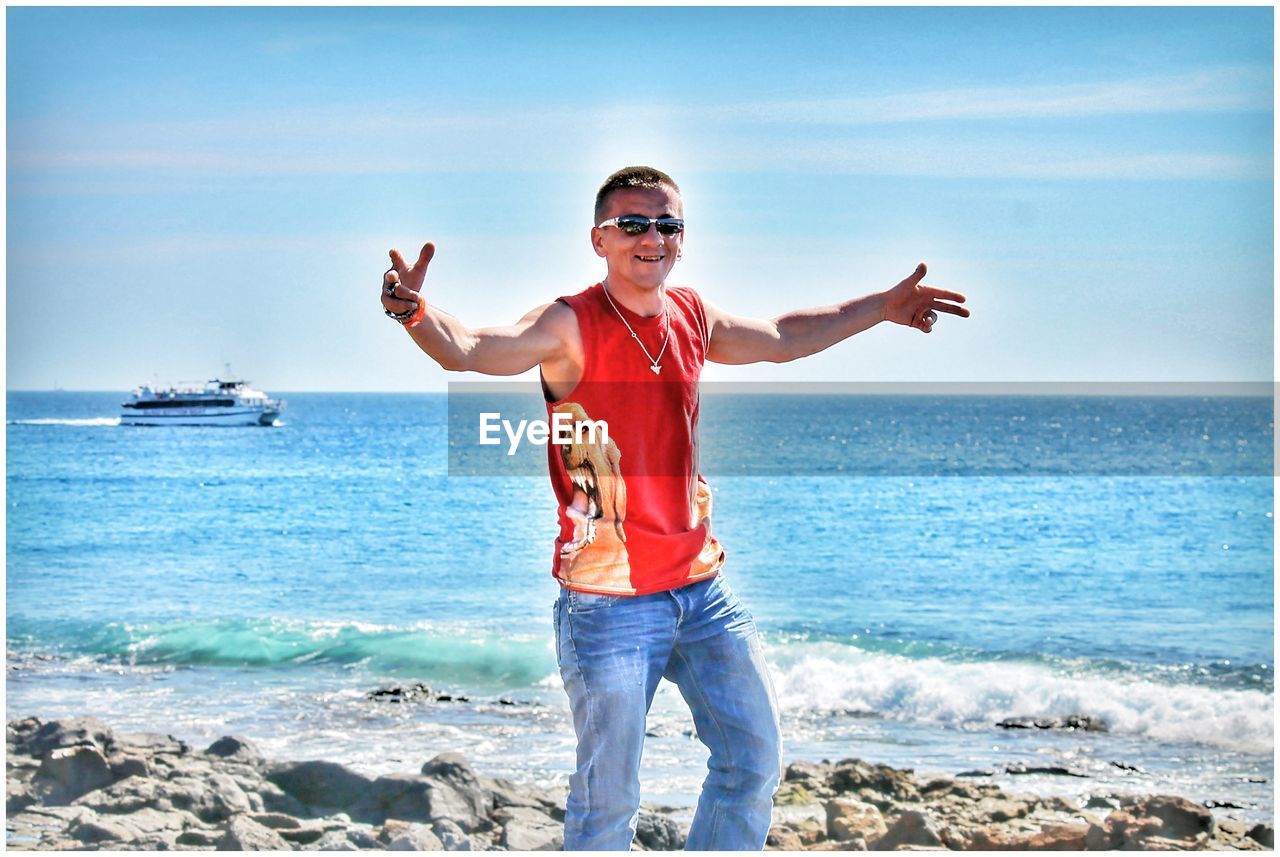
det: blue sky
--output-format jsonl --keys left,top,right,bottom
{"left": 6, "top": 7, "right": 1273, "bottom": 391}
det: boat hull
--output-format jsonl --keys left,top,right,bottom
{"left": 120, "top": 408, "right": 280, "bottom": 427}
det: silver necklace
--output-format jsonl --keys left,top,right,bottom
{"left": 601, "top": 281, "right": 669, "bottom": 375}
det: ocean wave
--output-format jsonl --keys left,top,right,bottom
{"left": 10, "top": 617, "right": 1272, "bottom": 754}
{"left": 767, "top": 641, "right": 1274, "bottom": 754}
{"left": 9, "top": 617, "right": 552, "bottom": 689}
{"left": 7, "top": 417, "right": 120, "bottom": 427}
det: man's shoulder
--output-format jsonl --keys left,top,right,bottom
{"left": 528, "top": 300, "right": 583, "bottom": 349}
{"left": 665, "top": 284, "right": 709, "bottom": 319}
{"left": 666, "top": 284, "right": 705, "bottom": 306}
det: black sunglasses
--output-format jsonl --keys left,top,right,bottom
{"left": 598, "top": 215, "right": 685, "bottom": 236}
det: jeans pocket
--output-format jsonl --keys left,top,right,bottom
{"left": 567, "top": 589, "right": 622, "bottom": 614}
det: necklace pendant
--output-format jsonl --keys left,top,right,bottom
{"left": 650, "top": 364, "right": 662, "bottom": 375}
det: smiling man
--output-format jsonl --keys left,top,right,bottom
{"left": 380, "top": 166, "right": 968, "bottom": 850}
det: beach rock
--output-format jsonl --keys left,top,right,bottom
{"left": 268, "top": 759, "right": 378, "bottom": 815}
{"left": 34, "top": 744, "right": 115, "bottom": 804}
{"left": 481, "top": 775, "right": 562, "bottom": 819}
{"left": 72, "top": 774, "right": 161, "bottom": 815}
{"left": 825, "top": 797, "right": 887, "bottom": 842}
{"left": 432, "top": 817, "right": 474, "bottom": 851}
{"left": 1004, "top": 764, "right": 1087, "bottom": 778}
{"left": 307, "top": 829, "right": 362, "bottom": 850}
{"left": 1136, "top": 795, "right": 1215, "bottom": 840}
{"left": 206, "top": 735, "right": 264, "bottom": 766}
{"left": 249, "top": 811, "right": 305, "bottom": 830}
{"left": 369, "top": 682, "right": 436, "bottom": 702}
{"left": 1247, "top": 823, "right": 1274, "bottom": 847}
{"left": 368, "top": 683, "right": 470, "bottom": 704}
{"left": 418, "top": 754, "right": 492, "bottom": 831}
{"left": 21, "top": 717, "right": 115, "bottom": 758}
{"left": 382, "top": 819, "right": 445, "bottom": 850}
{"left": 772, "top": 801, "right": 828, "bottom": 844}
{"left": 106, "top": 752, "right": 152, "bottom": 780}
{"left": 1096, "top": 795, "right": 1214, "bottom": 849}
{"left": 274, "top": 815, "right": 358, "bottom": 845}
{"left": 422, "top": 753, "right": 489, "bottom": 807}
{"left": 805, "top": 839, "right": 868, "bottom": 851}
{"left": 217, "top": 814, "right": 293, "bottom": 850}
{"left": 68, "top": 811, "right": 138, "bottom": 844}
{"left": 973, "top": 796, "right": 1033, "bottom": 824}
{"left": 995, "top": 714, "right": 1107, "bottom": 732}
{"left": 114, "top": 730, "right": 191, "bottom": 757}
{"left": 967, "top": 821, "right": 1089, "bottom": 850}
{"left": 494, "top": 805, "right": 562, "bottom": 850}
{"left": 8, "top": 776, "right": 40, "bottom": 814}
{"left": 7, "top": 715, "right": 46, "bottom": 748}
{"left": 258, "top": 778, "right": 309, "bottom": 817}
{"left": 828, "top": 759, "right": 921, "bottom": 805}
{"left": 138, "top": 773, "right": 254, "bottom": 823}
{"left": 6, "top": 803, "right": 96, "bottom": 847}
{"left": 67, "top": 805, "right": 198, "bottom": 847}
{"left": 785, "top": 761, "right": 827, "bottom": 783}
{"left": 766, "top": 824, "right": 804, "bottom": 850}
{"left": 635, "top": 811, "right": 682, "bottom": 850}
{"left": 921, "top": 778, "right": 988, "bottom": 804}
{"left": 872, "top": 810, "right": 943, "bottom": 851}
{"left": 177, "top": 827, "right": 226, "bottom": 847}
{"left": 775, "top": 780, "right": 816, "bottom": 805}
{"left": 371, "top": 773, "right": 436, "bottom": 823}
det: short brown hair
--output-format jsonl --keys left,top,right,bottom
{"left": 594, "top": 166, "right": 681, "bottom": 224}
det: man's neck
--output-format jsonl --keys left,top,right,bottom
{"left": 602, "top": 278, "right": 666, "bottom": 317}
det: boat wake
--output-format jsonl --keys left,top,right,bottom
{"left": 7, "top": 417, "right": 120, "bottom": 427}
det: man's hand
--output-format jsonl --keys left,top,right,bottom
{"left": 382, "top": 242, "right": 435, "bottom": 317}
{"left": 879, "top": 263, "right": 969, "bottom": 333}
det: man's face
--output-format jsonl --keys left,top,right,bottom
{"left": 590, "top": 186, "right": 684, "bottom": 293}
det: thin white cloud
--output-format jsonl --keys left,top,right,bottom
{"left": 722, "top": 66, "right": 1272, "bottom": 125}
{"left": 7, "top": 66, "right": 1271, "bottom": 184}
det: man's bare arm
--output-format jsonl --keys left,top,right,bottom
{"left": 382, "top": 242, "right": 578, "bottom": 375}
{"left": 705, "top": 263, "right": 968, "bottom": 365}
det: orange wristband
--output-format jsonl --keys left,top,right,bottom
{"left": 404, "top": 295, "right": 428, "bottom": 329}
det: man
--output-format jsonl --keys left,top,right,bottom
{"left": 380, "top": 166, "right": 968, "bottom": 850}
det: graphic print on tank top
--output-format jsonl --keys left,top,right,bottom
{"left": 552, "top": 401, "right": 630, "bottom": 585}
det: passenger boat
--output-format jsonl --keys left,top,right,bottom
{"left": 120, "top": 379, "right": 284, "bottom": 426}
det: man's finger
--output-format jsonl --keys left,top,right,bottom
{"left": 932, "top": 302, "right": 970, "bottom": 318}
{"left": 384, "top": 268, "right": 399, "bottom": 286}
{"left": 382, "top": 293, "right": 418, "bottom": 313}
{"left": 905, "top": 262, "right": 927, "bottom": 286}
{"left": 416, "top": 242, "right": 436, "bottom": 271}
{"left": 389, "top": 248, "right": 407, "bottom": 272}
{"left": 921, "top": 286, "right": 965, "bottom": 303}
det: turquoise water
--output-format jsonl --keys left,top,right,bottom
{"left": 6, "top": 391, "right": 1274, "bottom": 822}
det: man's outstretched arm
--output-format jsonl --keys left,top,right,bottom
{"left": 381, "top": 242, "right": 576, "bottom": 375}
{"left": 705, "top": 263, "right": 968, "bottom": 365}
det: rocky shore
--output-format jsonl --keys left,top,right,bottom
{"left": 6, "top": 716, "right": 1273, "bottom": 851}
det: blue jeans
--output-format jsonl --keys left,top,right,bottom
{"left": 554, "top": 574, "right": 782, "bottom": 851}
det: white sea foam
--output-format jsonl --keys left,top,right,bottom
{"left": 8, "top": 417, "right": 120, "bottom": 426}
{"left": 766, "top": 641, "right": 1273, "bottom": 754}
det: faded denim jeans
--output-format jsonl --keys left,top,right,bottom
{"left": 554, "top": 574, "right": 783, "bottom": 851}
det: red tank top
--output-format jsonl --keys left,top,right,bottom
{"left": 545, "top": 282, "right": 725, "bottom": 595}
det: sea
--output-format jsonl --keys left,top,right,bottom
{"left": 5, "top": 390, "right": 1275, "bottom": 826}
